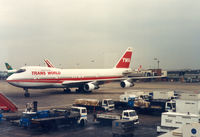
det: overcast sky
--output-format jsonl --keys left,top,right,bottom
{"left": 0, "top": 0, "right": 200, "bottom": 70}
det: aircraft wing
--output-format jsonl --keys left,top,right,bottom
{"left": 62, "top": 80, "right": 91, "bottom": 85}
{"left": 62, "top": 78, "right": 122, "bottom": 86}
{"left": 62, "top": 75, "right": 166, "bottom": 86}
{"left": 128, "top": 75, "right": 166, "bottom": 80}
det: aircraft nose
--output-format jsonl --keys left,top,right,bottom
{"left": 6, "top": 75, "right": 15, "bottom": 84}
{"left": 6, "top": 75, "right": 13, "bottom": 81}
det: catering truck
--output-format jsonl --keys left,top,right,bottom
{"left": 157, "top": 92, "right": 200, "bottom": 133}
{"left": 73, "top": 99, "right": 114, "bottom": 112}
{"left": 94, "top": 110, "right": 139, "bottom": 125}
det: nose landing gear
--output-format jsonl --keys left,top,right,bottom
{"left": 24, "top": 88, "right": 30, "bottom": 97}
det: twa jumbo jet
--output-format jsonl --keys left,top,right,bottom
{"left": 6, "top": 47, "right": 162, "bottom": 97}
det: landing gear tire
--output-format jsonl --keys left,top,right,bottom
{"left": 24, "top": 89, "right": 30, "bottom": 97}
{"left": 80, "top": 120, "right": 85, "bottom": 127}
{"left": 76, "top": 86, "right": 92, "bottom": 94}
{"left": 64, "top": 88, "right": 71, "bottom": 93}
{"left": 75, "top": 88, "right": 81, "bottom": 93}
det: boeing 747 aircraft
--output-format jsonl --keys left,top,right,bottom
{"left": 7, "top": 47, "right": 164, "bottom": 97}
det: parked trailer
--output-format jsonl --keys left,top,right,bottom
{"left": 0, "top": 93, "right": 18, "bottom": 112}
{"left": 74, "top": 99, "right": 114, "bottom": 112}
{"left": 94, "top": 110, "right": 139, "bottom": 125}
{"left": 157, "top": 112, "right": 199, "bottom": 133}
{"left": 112, "top": 120, "right": 134, "bottom": 137}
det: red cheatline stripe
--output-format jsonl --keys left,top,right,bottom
{"left": 7, "top": 76, "right": 122, "bottom": 83}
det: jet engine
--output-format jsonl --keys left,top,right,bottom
{"left": 84, "top": 83, "right": 99, "bottom": 91}
{"left": 120, "top": 80, "right": 134, "bottom": 88}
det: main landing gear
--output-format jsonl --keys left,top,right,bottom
{"left": 24, "top": 88, "right": 30, "bottom": 97}
{"left": 75, "top": 87, "right": 92, "bottom": 94}
{"left": 63, "top": 88, "right": 71, "bottom": 93}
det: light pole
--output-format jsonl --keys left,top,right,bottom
{"left": 154, "top": 58, "right": 160, "bottom": 69}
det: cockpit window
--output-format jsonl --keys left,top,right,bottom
{"left": 16, "top": 69, "right": 26, "bottom": 73}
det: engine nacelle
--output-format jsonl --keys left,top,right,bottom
{"left": 84, "top": 83, "right": 99, "bottom": 91}
{"left": 120, "top": 80, "right": 134, "bottom": 88}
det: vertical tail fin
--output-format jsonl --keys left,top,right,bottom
{"left": 44, "top": 59, "right": 54, "bottom": 68}
{"left": 5, "top": 63, "right": 13, "bottom": 70}
{"left": 138, "top": 65, "right": 142, "bottom": 71}
{"left": 114, "top": 47, "right": 133, "bottom": 68}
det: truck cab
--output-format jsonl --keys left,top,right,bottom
{"left": 101, "top": 99, "right": 115, "bottom": 111}
{"left": 165, "top": 100, "right": 176, "bottom": 112}
{"left": 122, "top": 110, "right": 139, "bottom": 124}
{"left": 71, "top": 106, "right": 87, "bottom": 126}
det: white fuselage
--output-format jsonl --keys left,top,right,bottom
{"left": 7, "top": 66, "right": 129, "bottom": 89}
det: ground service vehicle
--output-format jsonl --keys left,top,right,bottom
{"left": 157, "top": 92, "right": 200, "bottom": 133}
{"left": 112, "top": 120, "right": 134, "bottom": 137}
{"left": 115, "top": 91, "right": 177, "bottom": 114}
{"left": 74, "top": 99, "right": 114, "bottom": 112}
{"left": 95, "top": 110, "right": 139, "bottom": 124}
{"left": 158, "top": 123, "right": 200, "bottom": 137}
{"left": 71, "top": 106, "right": 87, "bottom": 126}
{"left": 19, "top": 102, "right": 87, "bottom": 130}
{"left": 115, "top": 93, "right": 150, "bottom": 110}
{"left": 157, "top": 112, "right": 199, "bottom": 133}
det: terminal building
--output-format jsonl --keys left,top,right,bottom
{"left": 167, "top": 69, "right": 200, "bottom": 83}
{"left": 130, "top": 69, "right": 200, "bottom": 83}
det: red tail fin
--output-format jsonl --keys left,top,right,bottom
{"left": 114, "top": 47, "right": 132, "bottom": 68}
{"left": 44, "top": 59, "right": 54, "bottom": 68}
